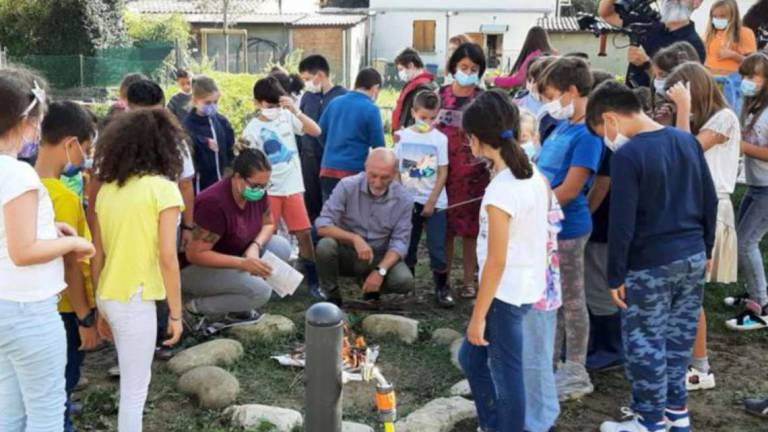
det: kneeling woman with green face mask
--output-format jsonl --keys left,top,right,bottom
{"left": 182, "top": 148, "right": 293, "bottom": 329}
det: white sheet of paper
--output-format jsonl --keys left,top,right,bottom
{"left": 261, "top": 251, "right": 303, "bottom": 297}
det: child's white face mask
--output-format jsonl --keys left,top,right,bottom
{"left": 604, "top": 118, "right": 630, "bottom": 152}
{"left": 262, "top": 107, "right": 281, "bottom": 121}
{"left": 542, "top": 97, "right": 574, "bottom": 120}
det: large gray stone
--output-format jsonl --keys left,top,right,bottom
{"left": 431, "top": 328, "right": 462, "bottom": 346}
{"left": 449, "top": 379, "right": 471, "bottom": 397}
{"left": 168, "top": 339, "right": 243, "bottom": 375}
{"left": 450, "top": 337, "right": 464, "bottom": 371}
{"left": 394, "top": 396, "right": 476, "bottom": 432}
{"left": 342, "top": 421, "right": 374, "bottom": 432}
{"left": 178, "top": 366, "right": 239, "bottom": 409}
{"left": 229, "top": 314, "right": 296, "bottom": 342}
{"left": 362, "top": 314, "right": 419, "bottom": 344}
{"left": 224, "top": 404, "right": 303, "bottom": 431}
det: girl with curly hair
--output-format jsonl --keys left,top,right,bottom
{"left": 91, "top": 108, "right": 185, "bottom": 431}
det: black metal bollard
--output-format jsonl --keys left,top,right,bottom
{"left": 305, "top": 302, "right": 344, "bottom": 432}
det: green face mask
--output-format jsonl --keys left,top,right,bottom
{"left": 242, "top": 186, "right": 266, "bottom": 202}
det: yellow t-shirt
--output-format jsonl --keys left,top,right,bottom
{"left": 41, "top": 178, "right": 96, "bottom": 313}
{"left": 95, "top": 176, "right": 184, "bottom": 303}
{"left": 705, "top": 27, "right": 758, "bottom": 75}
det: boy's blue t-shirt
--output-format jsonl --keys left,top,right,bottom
{"left": 319, "top": 91, "right": 386, "bottom": 173}
{"left": 536, "top": 121, "right": 603, "bottom": 239}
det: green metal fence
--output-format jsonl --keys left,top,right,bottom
{"left": 7, "top": 42, "right": 175, "bottom": 92}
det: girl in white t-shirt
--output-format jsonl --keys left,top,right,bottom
{"left": 0, "top": 69, "right": 94, "bottom": 430}
{"left": 667, "top": 61, "right": 741, "bottom": 390}
{"left": 457, "top": 90, "right": 550, "bottom": 432}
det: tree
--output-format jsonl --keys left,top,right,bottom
{"left": 0, "top": 0, "right": 126, "bottom": 56}
{"left": 124, "top": 11, "right": 190, "bottom": 49}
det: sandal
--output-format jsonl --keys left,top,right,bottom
{"left": 460, "top": 283, "right": 477, "bottom": 299}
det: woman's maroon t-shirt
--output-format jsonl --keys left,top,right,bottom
{"left": 193, "top": 177, "right": 269, "bottom": 256}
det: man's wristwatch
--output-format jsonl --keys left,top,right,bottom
{"left": 77, "top": 310, "right": 97, "bottom": 328}
{"left": 377, "top": 266, "right": 388, "bottom": 277}
{"left": 181, "top": 223, "right": 196, "bottom": 231}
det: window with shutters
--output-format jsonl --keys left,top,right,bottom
{"left": 412, "top": 20, "right": 436, "bottom": 52}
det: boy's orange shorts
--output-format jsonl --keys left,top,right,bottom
{"left": 268, "top": 193, "right": 311, "bottom": 232}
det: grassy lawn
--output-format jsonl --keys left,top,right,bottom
{"left": 72, "top": 188, "right": 768, "bottom": 432}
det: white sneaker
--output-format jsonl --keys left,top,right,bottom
{"left": 664, "top": 408, "right": 691, "bottom": 432}
{"left": 686, "top": 366, "right": 715, "bottom": 391}
{"left": 600, "top": 408, "right": 665, "bottom": 432}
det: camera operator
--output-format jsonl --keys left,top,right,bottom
{"left": 599, "top": 0, "right": 706, "bottom": 88}
{"left": 743, "top": 0, "right": 768, "bottom": 50}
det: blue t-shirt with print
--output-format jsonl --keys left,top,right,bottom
{"left": 536, "top": 121, "right": 603, "bottom": 239}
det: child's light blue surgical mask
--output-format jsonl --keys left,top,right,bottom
{"left": 654, "top": 78, "right": 666, "bottom": 95}
{"left": 454, "top": 71, "right": 479, "bottom": 87}
{"left": 62, "top": 140, "right": 88, "bottom": 177}
{"left": 712, "top": 18, "right": 729, "bottom": 30}
{"left": 200, "top": 103, "right": 218, "bottom": 117}
{"left": 742, "top": 79, "right": 760, "bottom": 97}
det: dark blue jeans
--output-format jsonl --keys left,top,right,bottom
{"left": 459, "top": 299, "right": 529, "bottom": 432}
{"left": 320, "top": 176, "right": 342, "bottom": 204}
{"left": 300, "top": 144, "right": 324, "bottom": 223}
{"left": 61, "top": 313, "right": 84, "bottom": 432}
{"left": 406, "top": 203, "right": 448, "bottom": 272}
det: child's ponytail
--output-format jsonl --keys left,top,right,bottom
{"left": 499, "top": 129, "right": 533, "bottom": 179}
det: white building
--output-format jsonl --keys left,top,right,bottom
{"left": 367, "top": 0, "right": 557, "bottom": 74}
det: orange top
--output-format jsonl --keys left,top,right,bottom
{"left": 705, "top": 27, "right": 757, "bottom": 75}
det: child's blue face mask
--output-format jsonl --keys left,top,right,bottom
{"left": 200, "top": 103, "right": 218, "bottom": 117}
{"left": 742, "top": 79, "right": 760, "bottom": 97}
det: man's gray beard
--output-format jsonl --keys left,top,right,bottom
{"left": 660, "top": 0, "right": 692, "bottom": 23}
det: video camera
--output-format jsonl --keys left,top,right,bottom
{"left": 757, "top": 23, "right": 768, "bottom": 50}
{"left": 577, "top": 0, "right": 659, "bottom": 47}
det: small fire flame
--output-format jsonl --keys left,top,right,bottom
{"left": 342, "top": 325, "right": 367, "bottom": 369}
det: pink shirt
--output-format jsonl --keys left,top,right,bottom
{"left": 493, "top": 50, "right": 543, "bottom": 89}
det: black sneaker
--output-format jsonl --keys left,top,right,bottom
{"left": 221, "top": 310, "right": 263, "bottom": 327}
{"left": 327, "top": 287, "right": 343, "bottom": 307}
{"left": 436, "top": 287, "right": 455, "bottom": 308}
{"left": 432, "top": 271, "right": 455, "bottom": 308}
{"left": 745, "top": 398, "right": 768, "bottom": 418}
{"left": 308, "top": 285, "right": 328, "bottom": 302}
{"left": 198, "top": 310, "right": 264, "bottom": 336}
{"left": 725, "top": 309, "right": 768, "bottom": 331}
{"left": 154, "top": 346, "right": 175, "bottom": 361}
{"left": 724, "top": 292, "right": 750, "bottom": 307}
